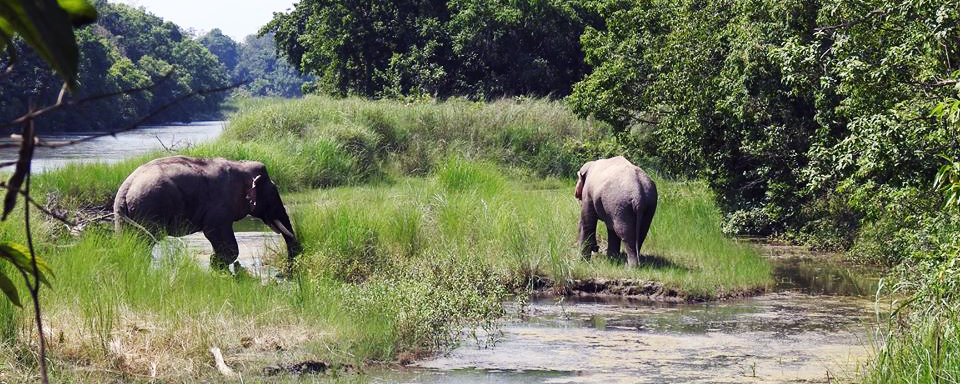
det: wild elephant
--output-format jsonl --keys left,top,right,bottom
{"left": 113, "top": 155, "right": 301, "bottom": 270}
{"left": 575, "top": 156, "right": 658, "bottom": 267}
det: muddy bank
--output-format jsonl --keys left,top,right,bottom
{"left": 530, "top": 277, "right": 767, "bottom": 303}
{"left": 526, "top": 243, "right": 880, "bottom": 303}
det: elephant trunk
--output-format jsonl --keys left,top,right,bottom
{"left": 265, "top": 211, "right": 301, "bottom": 264}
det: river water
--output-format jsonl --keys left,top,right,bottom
{"left": 0, "top": 121, "right": 225, "bottom": 172}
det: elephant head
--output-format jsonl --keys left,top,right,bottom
{"left": 244, "top": 170, "right": 302, "bottom": 262}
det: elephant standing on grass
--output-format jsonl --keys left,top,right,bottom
{"left": 575, "top": 156, "right": 658, "bottom": 267}
{"left": 114, "top": 155, "right": 301, "bottom": 270}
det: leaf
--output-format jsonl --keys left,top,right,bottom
{"left": 0, "top": 270, "right": 21, "bottom": 307}
{"left": 0, "top": 242, "right": 53, "bottom": 288}
{"left": 0, "top": 0, "right": 97, "bottom": 89}
{"left": 55, "top": 0, "right": 95, "bottom": 26}
{"left": 2, "top": 112, "right": 33, "bottom": 221}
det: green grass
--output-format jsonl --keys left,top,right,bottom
{"left": 0, "top": 96, "right": 773, "bottom": 381}
{"left": 291, "top": 158, "right": 771, "bottom": 299}
{"left": 0, "top": 220, "right": 503, "bottom": 381}
{"left": 864, "top": 315, "right": 960, "bottom": 383}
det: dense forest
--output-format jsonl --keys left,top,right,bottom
{"left": 0, "top": 0, "right": 311, "bottom": 132}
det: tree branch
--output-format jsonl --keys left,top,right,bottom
{"left": 815, "top": 8, "right": 885, "bottom": 32}
{"left": 1, "top": 71, "right": 174, "bottom": 129}
{"left": 0, "top": 182, "right": 76, "bottom": 227}
{"left": 0, "top": 79, "right": 247, "bottom": 152}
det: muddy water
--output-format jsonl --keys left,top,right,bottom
{"left": 385, "top": 246, "right": 882, "bottom": 384}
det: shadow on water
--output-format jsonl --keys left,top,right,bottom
{"left": 763, "top": 243, "right": 881, "bottom": 297}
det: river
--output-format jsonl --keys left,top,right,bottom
{"left": 0, "top": 121, "right": 225, "bottom": 172}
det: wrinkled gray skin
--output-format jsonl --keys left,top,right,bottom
{"left": 114, "top": 156, "right": 301, "bottom": 270}
{"left": 575, "top": 156, "right": 658, "bottom": 267}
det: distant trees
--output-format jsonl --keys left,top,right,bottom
{"left": 263, "top": 0, "right": 597, "bottom": 99}
{"left": 199, "top": 28, "right": 239, "bottom": 72}
{"left": 229, "top": 33, "right": 312, "bottom": 98}
{"left": 0, "top": 1, "right": 231, "bottom": 131}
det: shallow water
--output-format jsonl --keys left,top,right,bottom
{"left": 383, "top": 246, "right": 882, "bottom": 384}
{"left": 0, "top": 121, "right": 224, "bottom": 172}
{"left": 151, "top": 218, "right": 285, "bottom": 280}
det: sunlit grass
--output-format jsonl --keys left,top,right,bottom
{"left": 291, "top": 158, "right": 772, "bottom": 299}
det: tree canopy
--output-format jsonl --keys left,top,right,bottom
{"left": 263, "top": 0, "right": 598, "bottom": 99}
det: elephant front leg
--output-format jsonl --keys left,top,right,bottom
{"left": 578, "top": 215, "right": 599, "bottom": 259}
{"left": 203, "top": 226, "right": 240, "bottom": 272}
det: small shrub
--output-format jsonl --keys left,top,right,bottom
{"left": 435, "top": 157, "right": 506, "bottom": 196}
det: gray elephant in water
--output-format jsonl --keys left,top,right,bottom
{"left": 114, "top": 155, "right": 301, "bottom": 270}
{"left": 575, "top": 156, "right": 658, "bottom": 267}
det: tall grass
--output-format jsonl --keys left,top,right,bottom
{"left": 293, "top": 158, "right": 771, "bottom": 299}
{"left": 32, "top": 96, "right": 619, "bottom": 211}
{"left": 0, "top": 217, "right": 502, "bottom": 381}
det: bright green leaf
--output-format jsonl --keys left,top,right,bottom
{"left": 0, "top": 0, "right": 94, "bottom": 89}
{"left": 55, "top": 0, "right": 95, "bottom": 26}
{"left": 0, "top": 242, "right": 53, "bottom": 288}
{"left": 0, "top": 270, "right": 21, "bottom": 307}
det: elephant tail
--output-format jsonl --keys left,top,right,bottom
{"left": 113, "top": 183, "right": 131, "bottom": 234}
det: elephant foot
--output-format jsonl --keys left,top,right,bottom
{"left": 209, "top": 255, "right": 238, "bottom": 273}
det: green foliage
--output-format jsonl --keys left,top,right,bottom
{"left": 0, "top": 240, "right": 54, "bottom": 310}
{"left": 0, "top": 1, "right": 231, "bottom": 132}
{"left": 0, "top": 0, "right": 97, "bottom": 88}
{"left": 570, "top": 0, "right": 960, "bottom": 244}
{"left": 231, "top": 33, "right": 312, "bottom": 97}
{"left": 263, "top": 0, "right": 596, "bottom": 98}
{"left": 936, "top": 156, "right": 960, "bottom": 209}
{"left": 198, "top": 28, "right": 237, "bottom": 72}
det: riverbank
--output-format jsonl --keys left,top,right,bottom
{"left": 0, "top": 97, "right": 772, "bottom": 381}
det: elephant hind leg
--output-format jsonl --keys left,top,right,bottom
{"left": 613, "top": 212, "right": 639, "bottom": 267}
{"left": 636, "top": 204, "right": 657, "bottom": 253}
{"left": 606, "top": 224, "right": 622, "bottom": 260}
{"left": 203, "top": 226, "right": 239, "bottom": 271}
{"left": 578, "top": 211, "right": 599, "bottom": 259}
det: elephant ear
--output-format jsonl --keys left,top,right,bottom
{"left": 575, "top": 171, "right": 584, "bottom": 200}
{"left": 245, "top": 175, "right": 261, "bottom": 212}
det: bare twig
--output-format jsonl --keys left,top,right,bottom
{"left": 928, "top": 79, "right": 959, "bottom": 88}
{"left": 815, "top": 8, "right": 885, "bottom": 32}
{"left": 0, "top": 81, "right": 246, "bottom": 152}
{"left": 1, "top": 72, "right": 174, "bottom": 129}
{"left": 0, "top": 182, "right": 75, "bottom": 226}
{"left": 12, "top": 105, "right": 50, "bottom": 383}
{"left": 210, "top": 347, "right": 236, "bottom": 377}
